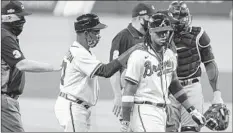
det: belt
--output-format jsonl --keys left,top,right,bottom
{"left": 1, "top": 92, "right": 19, "bottom": 100}
{"left": 180, "top": 78, "right": 199, "bottom": 87}
{"left": 134, "top": 101, "right": 166, "bottom": 108}
{"left": 59, "top": 92, "right": 90, "bottom": 109}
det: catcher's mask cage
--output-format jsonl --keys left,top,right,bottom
{"left": 168, "top": 1, "right": 192, "bottom": 29}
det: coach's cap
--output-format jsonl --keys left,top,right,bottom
{"left": 132, "top": 3, "right": 156, "bottom": 18}
{"left": 74, "top": 13, "right": 107, "bottom": 32}
{"left": 1, "top": 0, "right": 31, "bottom": 16}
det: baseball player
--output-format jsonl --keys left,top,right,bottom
{"left": 110, "top": 2, "right": 155, "bottom": 119}
{"left": 120, "top": 13, "right": 205, "bottom": 132}
{"left": 54, "top": 13, "right": 145, "bottom": 132}
{"left": 165, "top": 1, "right": 225, "bottom": 132}
{"left": 1, "top": 1, "right": 61, "bottom": 132}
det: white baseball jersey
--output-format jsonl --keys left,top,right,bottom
{"left": 59, "top": 41, "right": 102, "bottom": 106}
{"left": 125, "top": 47, "right": 177, "bottom": 104}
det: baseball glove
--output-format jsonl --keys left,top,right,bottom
{"left": 204, "top": 103, "right": 230, "bottom": 131}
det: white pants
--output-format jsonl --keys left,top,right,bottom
{"left": 54, "top": 97, "right": 91, "bottom": 132}
{"left": 130, "top": 104, "right": 167, "bottom": 132}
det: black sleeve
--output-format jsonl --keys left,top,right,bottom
{"left": 94, "top": 59, "right": 122, "bottom": 78}
{"left": 109, "top": 30, "right": 130, "bottom": 62}
{"left": 1, "top": 37, "right": 25, "bottom": 67}
{"left": 109, "top": 33, "right": 122, "bottom": 62}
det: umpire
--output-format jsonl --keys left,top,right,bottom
{"left": 1, "top": 1, "right": 61, "bottom": 132}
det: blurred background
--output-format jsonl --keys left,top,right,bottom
{"left": 2, "top": 1, "right": 232, "bottom": 132}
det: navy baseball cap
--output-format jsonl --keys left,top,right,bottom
{"left": 132, "top": 3, "right": 156, "bottom": 18}
{"left": 1, "top": 1, "right": 31, "bottom": 16}
{"left": 74, "top": 13, "right": 107, "bottom": 32}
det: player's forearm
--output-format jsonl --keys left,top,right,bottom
{"left": 94, "top": 59, "right": 122, "bottom": 78}
{"left": 16, "top": 59, "right": 56, "bottom": 72}
{"left": 110, "top": 71, "right": 122, "bottom": 97}
{"left": 122, "top": 81, "right": 138, "bottom": 121}
{"left": 169, "top": 79, "right": 192, "bottom": 110}
{"left": 204, "top": 61, "right": 219, "bottom": 92}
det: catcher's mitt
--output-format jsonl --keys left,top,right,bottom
{"left": 204, "top": 104, "right": 230, "bottom": 131}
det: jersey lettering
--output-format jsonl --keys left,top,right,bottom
{"left": 143, "top": 59, "right": 175, "bottom": 78}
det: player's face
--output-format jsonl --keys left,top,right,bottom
{"left": 150, "top": 30, "right": 170, "bottom": 46}
{"left": 86, "top": 30, "right": 101, "bottom": 48}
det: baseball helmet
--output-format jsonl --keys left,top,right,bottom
{"left": 148, "top": 13, "right": 173, "bottom": 32}
{"left": 168, "top": 1, "right": 192, "bottom": 30}
{"left": 74, "top": 13, "right": 107, "bottom": 33}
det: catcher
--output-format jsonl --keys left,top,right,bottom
{"left": 163, "top": 1, "right": 230, "bottom": 132}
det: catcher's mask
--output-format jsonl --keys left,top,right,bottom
{"left": 147, "top": 13, "right": 173, "bottom": 47}
{"left": 1, "top": 1, "right": 31, "bottom": 36}
{"left": 168, "top": 1, "right": 192, "bottom": 32}
{"left": 74, "top": 13, "right": 107, "bottom": 48}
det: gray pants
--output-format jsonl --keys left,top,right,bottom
{"left": 1, "top": 94, "right": 24, "bottom": 132}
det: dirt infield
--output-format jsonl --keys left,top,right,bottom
{"left": 19, "top": 98, "right": 232, "bottom": 132}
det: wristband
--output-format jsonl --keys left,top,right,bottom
{"left": 187, "top": 106, "right": 196, "bottom": 113}
{"left": 122, "top": 96, "right": 134, "bottom": 102}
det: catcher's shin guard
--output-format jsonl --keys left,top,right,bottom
{"left": 181, "top": 126, "right": 200, "bottom": 132}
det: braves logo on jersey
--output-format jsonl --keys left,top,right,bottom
{"left": 143, "top": 59, "right": 175, "bottom": 78}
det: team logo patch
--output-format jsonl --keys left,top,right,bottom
{"left": 21, "top": 4, "right": 25, "bottom": 9}
{"left": 139, "top": 10, "right": 147, "bottom": 15}
{"left": 7, "top": 9, "right": 15, "bottom": 13}
{"left": 151, "top": 5, "right": 155, "bottom": 10}
{"left": 13, "top": 50, "right": 22, "bottom": 59}
{"left": 113, "top": 50, "right": 119, "bottom": 60}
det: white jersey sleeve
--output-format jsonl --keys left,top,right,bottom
{"left": 125, "top": 50, "right": 145, "bottom": 85}
{"left": 73, "top": 49, "right": 102, "bottom": 78}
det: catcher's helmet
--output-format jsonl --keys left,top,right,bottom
{"left": 148, "top": 13, "right": 173, "bottom": 32}
{"left": 74, "top": 13, "right": 107, "bottom": 33}
{"left": 168, "top": 1, "right": 192, "bottom": 30}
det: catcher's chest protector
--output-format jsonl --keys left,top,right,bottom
{"left": 173, "top": 27, "right": 202, "bottom": 79}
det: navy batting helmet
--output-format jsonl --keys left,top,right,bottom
{"left": 74, "top": 13, "right": 107, "bottom": 33}
{"left": 148, "top": 13, "right": 173, "bottom": 32}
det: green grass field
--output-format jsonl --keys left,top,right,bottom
{"left": 15, "top": 14, "right": 232, "bottom": 132}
